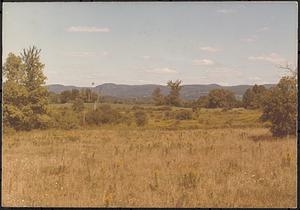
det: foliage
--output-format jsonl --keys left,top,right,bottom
{"left": 206, "top": 89, "right": 237, "bottom": 109}
{"left": 48, "top": 91, "right": 61, "bottom": 103}
{"left": 196, "top": 96, "right": 209, "bottom": 108}
{"left": 260, "top": 76, "right": 297, "bottom": 137}
{"left": 80, "top": 88, "right": 98, "bottom": 103}
{"left": 166, "top": 80, "right": 183, "bottom": 106}
{"left": 50, "top": 108, "right": 80, "bottom": 130}
{"left": 86, "top": 104, "right": 123, "bottom": 125}
{"left": 134, "top": 111, "right": 148, "bottom": 126}
{"left": 72, "top": 98, "right": 85, "bottom": 113}
{"left": 175, "top": 110, "right": 193, "bottom": 120}
{"left": 3, "top": 46, "right": 50, "bottom": 130}
{"left": 60, "top": 90, "right": 72, "bottom": 103}
{"left": 243, "top": 84, "right": 268, "bottom": 109}
{"left": 152, "top": 87, "right": 165, "bottom": 106}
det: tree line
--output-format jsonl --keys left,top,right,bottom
{"left": 3, "top": 46, "right": 297, "bottom": 137}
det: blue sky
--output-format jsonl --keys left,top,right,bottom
{"left": 3, "top": 2, "right": 298, "bottom": 86}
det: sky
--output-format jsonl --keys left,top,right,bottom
{"left": 3, "top": 2, "right": 298, "bottom": 86}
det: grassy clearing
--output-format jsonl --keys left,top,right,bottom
{"left": 50, "top": 103, "right": 264, "bottom": 130}
{"left": 2, "top": 127, "right": 296, "bottom": 207}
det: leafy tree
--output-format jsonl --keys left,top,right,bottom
{"left": 21, "top": 46, "right": 50, "bottom": 129}
{"left": 166, "top": 80, "right": 183, "bottom": 106}
{"left": 197, "top": 95, "right": 209, "bottom": 108}
{"left": 80, "top": 88, "right": 98, "bottom": 103}
{"left": 3, "top": 46, "right": 50, "bottom": 130}
{"left": 207, "top": 89, "right": 237, "bottom": 109}
{"left": 3, "top": 53, "right": 30, "bottom": 129}
{"left": 152, "top": 87, "right": 165, "bottom": 105}
{"left": 48, "top": 91, "right": 60, "bottom": 103}
{"left": 60, "top": 90, "right": 72, "bottom": 103}
{"left": 261, "top": 75, "right": 296, "bottom": 137}
{"left": 243, "top": 84, "right": 268, "bottom": 109}
{"left": 71, "top": 89, "right": 80, "bottom": 101}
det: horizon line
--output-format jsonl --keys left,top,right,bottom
{"left": 45, "top": 82, "right": 276, "bottom": 88}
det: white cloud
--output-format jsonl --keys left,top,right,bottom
{"left": 240, "top": 35, "right": 258, "bottom": 42}
{"left": 257, "top": 26, "right": 269, "bottom": 32}
{"left": 137, "top": 79, "right": 153, "bottom": 84}
{"left": 63, "top": 51, "right": 96, "bottom": 57}
{"left": 146, "top": 67, "right": 177, "bottom": 74}
{"left": 200, "top": 46, "right": 221, "bottom": 53}
{"left": 102, "top": 51, "right": 109, "bottom": 56}
{"left": 141, "top": 55, "right": 151, "bottom": 59}
{"left": 248, "top": 53, "right": 287, "bottom": 65}
{"left": 63, "top": 51, "right": 108, "bottom": 57}
{"left": 66, "top": 26, "right": 111, "bottom": 33}
{"left": 193, "top": 59, "right": 215, "bottom": 66}
{"left": 249, "top": 76, "right": 262, "bottom": 81}
{"left": 217, "top": 9, "right": 235, "bottom": 14}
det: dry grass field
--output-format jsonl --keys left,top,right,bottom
{"left": 2, "top": 127, "right": 296, "bottom": 207}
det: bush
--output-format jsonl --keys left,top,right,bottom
{"left": 72, "top": 98, "right": 85, "bottom": 112}
{"left": 134, "top": 111, "right": 148, "bottom": 127}
{"left": 163, "top": 111, "right": 175, "bottom": 120}
{"left": 86, "top": 104, "right": 122, "bottom": 125}
{"left": 50, "top": 108, "right": 80, "bottom": 130}
{"left": 175, "top": 110, "right": 193, "bottom": 120}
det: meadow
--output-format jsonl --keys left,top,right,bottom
{"left": 2, "top": 105, "right": 296, "bottom": 207}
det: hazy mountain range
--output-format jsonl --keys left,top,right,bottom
{"left": 47, "top": 83, "right": 275, "bottom": 100}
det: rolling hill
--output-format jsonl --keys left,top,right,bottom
{"left": 47, "top": 83, "right": 275, "bottom": 100}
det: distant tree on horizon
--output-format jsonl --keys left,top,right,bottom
{"left": 166, "top": 80, "right": 183, "bottom": 106}
{"left": 243, "top": 84, "right": 268, "bottom": 109}
{"left": 152, "top": 87, "right": 165, "bottom": 106}
{"left": 206, "top": 88, "right": 237, "bottom": 109}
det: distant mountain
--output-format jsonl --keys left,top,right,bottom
{"left": 46, "top": 83, "right": 276, "bottom": 100}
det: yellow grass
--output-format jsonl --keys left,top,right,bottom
{"left": 2, "top": 127, "right": 296, "bottom": 207}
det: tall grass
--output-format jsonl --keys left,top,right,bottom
{"left": 2, "top": 128, "right": 296, "bottom": 207}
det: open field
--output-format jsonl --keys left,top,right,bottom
{"left": 2, "top": 127, "right": 296, "bottom": 207}
{"left": 49, "top": 103, "right": 264, "bottom": 130}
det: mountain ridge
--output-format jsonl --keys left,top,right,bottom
{"left": 46, "top": 83, "right": 275, "bottom": 100}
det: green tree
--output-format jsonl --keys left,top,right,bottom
{"left": 21, "top": 46, "right": 50, "bottom": 129}
{"left": 152, "top": 87, "right": 165, "bottom": 105}
{"left": 197, "top": 95, "right": 209, "bottom": 108}
{"left": 48, "top": 91, "right": 60, "bottom": 103}
{"left": 60, "top": 90, "right": 72, "bottom": 103}
{"left": 80, "top": 88, "right": 98, "bottom": 103}
{"left": 71, "top": 89, "right": 80, "bottom": 101}
{"left": 261, "top": 75, "right": 296, "bottom": 137}
{"left": 243, "top": 84, "right": 267, "bottom": 109}
{"left": 3, "top": 46, "right": 50, "bottom": 130}
{"left": 207, "top": 89, "right": 237, "bottom": 109}
{"left": 3, "top": 53, "right": 30, "bottom": 129}
{"left": 166, "top": 80, "right": 183, "bottom": 106}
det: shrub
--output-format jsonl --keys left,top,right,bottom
{"left": 86, "top": 104, "right": 122, "bottom": 125}
{"left": 175, "top": 110, "right": 193, "bottom": 120}
{"left": 72, "top": 98, "right": 85, "bottom": 113}
{"left": 164, "top": 111, "right": 175, "bottom": 120}
{"left": 50, "top": 108, "right": 80, "bottom": 130}
{"left": 134, "top": 111, "right": 148, "bottom": 127}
